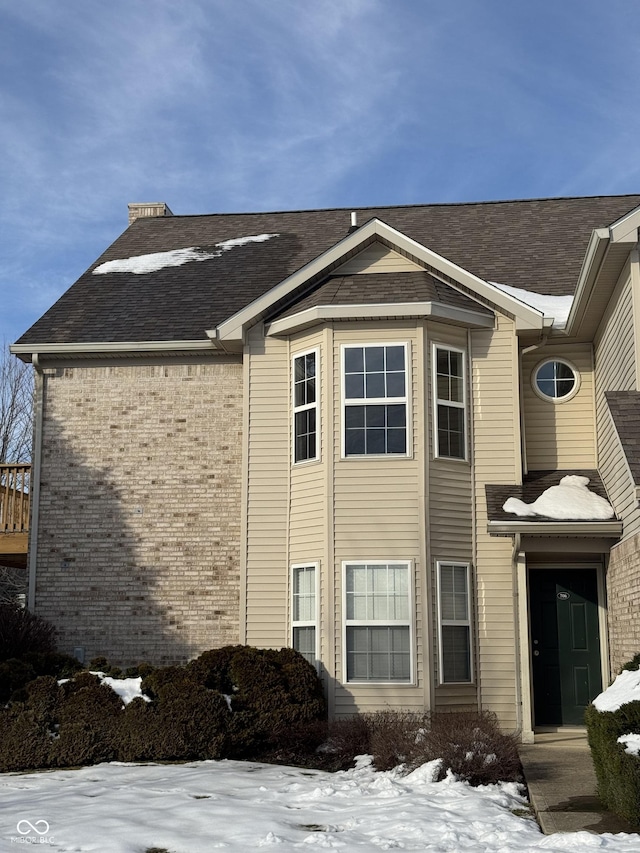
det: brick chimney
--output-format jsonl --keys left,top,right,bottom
{"left": 128, "top": 202, "right": 173, "bottom": 225}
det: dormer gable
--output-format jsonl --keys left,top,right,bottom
{"left": 212, "top": 219, "right": 546, "bottom": 346}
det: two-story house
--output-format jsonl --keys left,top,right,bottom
{"left": 12, "top": 195, "right": 640, "bottom": 741}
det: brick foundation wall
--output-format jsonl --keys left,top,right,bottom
{"left": 607, "top": 532, "right": 640, "bottom": 673}
{"left": 34, "top": 359, "right": 243, "bottom": 666}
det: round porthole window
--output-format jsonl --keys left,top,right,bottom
{"left": 532, "top": 358, "right": 580, "bottom": 402}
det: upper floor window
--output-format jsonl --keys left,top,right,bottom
{"left": 342, "top": 344, "right": 408, "bottom": 457}
{"left": 532, "top": 358, "right": 580, "bottom": 403}
{"left": 433, "top": 344, "right": 467, "bottom": 460}
{"left": 293, "top": 349, "right": 319, "bottom": 463}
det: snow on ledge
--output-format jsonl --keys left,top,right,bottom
{"left": 593, "top": 668, "right": 640, "bottom": 713}
{"left": 93, "top": 234, "right": 279, "bottom": 275}
{"left": 503, "top": 475, "right": 614, "bottom": 520}
{"left": 491, "top": 281, "right": 573, "bottom": 329}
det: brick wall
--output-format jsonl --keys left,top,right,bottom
{"left": 34, "top": 359, "right": 243, "bottom": 666}
{"left": 607, "top": 532, "right": 640, "bottom": 673}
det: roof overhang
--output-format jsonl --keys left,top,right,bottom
{"left": 10, "top": 340, "right": 220, "bottom": 362}
{"left": 211, "top": 218, "right": 545, "bottom": 344}
{"left": 565, "top": 204, "right": 640, "bottom": 339}
{"left": 487, "top": 519, "right": 623, "bottom": 537}
{"left": 266, "top": 301, "right": 495, "bottom": 336}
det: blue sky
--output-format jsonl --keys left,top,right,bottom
{"left": 2, "top": 0, "right": 640, "bottom": 343}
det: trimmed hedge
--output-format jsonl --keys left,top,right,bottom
{"left": 0, "top": 651, "right": 83, "bottom": 703}
{"left": 586, "top": 661, "right": 640, "bottom": 826}
{"left": 0, "top": 645, "right": 327, "bottom": 772}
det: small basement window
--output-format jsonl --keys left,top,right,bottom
{"left": 532, "top": 358, "right": 580, "bottom": 402}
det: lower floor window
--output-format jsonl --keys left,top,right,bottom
{"left": 292, "top": 564, "right": 317, "bottom": 665}
{"left": 437, "top": 561, "right": 472, "bottom": 683}
{"left": 344, "top": 561, "right": 412, "bottom": 682}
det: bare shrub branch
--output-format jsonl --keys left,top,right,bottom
{"left": 0, "top": 343, "right": 33, "bottom": 463}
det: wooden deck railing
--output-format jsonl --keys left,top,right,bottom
{"left": 0, "top": 464, "right": 31, "bottom": 534}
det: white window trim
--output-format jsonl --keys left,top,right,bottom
{"left": 436, "top": 560, "right": 473, "bottom": 685}
{"left": 292, "top": 347, "right": 320, "bottom": 465}
{"left": 342, "top": 559, "right": 415, "bottom": 685}
{"left": 432, "top": 342, "right": 468, "bottom": 461}
{"left": 340, "top": 342, "right": 412, "bottom": 459}
{"left": 531, "top": 357, "right": 581, "bottom": 404}
{"left": 291, "top": 562, "right": 319, "bottom": 666}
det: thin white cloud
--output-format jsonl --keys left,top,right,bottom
{"left": 3, "top": 0, "right": 640, "bottom": 345}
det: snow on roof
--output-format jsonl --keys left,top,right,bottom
{"left": 593, "top": 668, "right": 640, "bottom": 712}
{"left": 491, "top": 282, "right": 573, "bottom": 329}
{"left": 503, "top": 475, "right": 614, "bottom": 520}
{"left": 92, "top": 233, "right": 279, "bottom": 275}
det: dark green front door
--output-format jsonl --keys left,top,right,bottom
{"left": 530, "top": 569, "right": 602, "bottom": 727}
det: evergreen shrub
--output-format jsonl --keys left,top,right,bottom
{"left": 185, "top": 645, "right": 327, "bottom": 758}
{"left": 0, "top": 651, "right": 81, "bottom": 703}
{"left": 51, "top": 672, "right": 123, "bottom": 766}
{"left": 0, "top": 644, "right": 327, "bottom": 771}
{"left": 0, "top": 603, "right": 56, "bottom": 660}
{"left": 585, "top": 653, "right": 640, "bottom": 825}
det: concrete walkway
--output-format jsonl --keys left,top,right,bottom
{"left": 518, "top": 730, "right": 638, "bottom": 835}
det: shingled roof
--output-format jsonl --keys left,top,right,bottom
{"left": 15, "top": 194, "right": 640, "bottom": 346}
{"left": 273, "top": 271, "right": 492, "bottom": 319}
{"left": 485, "top": 470, "right": 611, "bottom": 523}
{"left": 606, "top": 391, "right": 640, "bottom": 485}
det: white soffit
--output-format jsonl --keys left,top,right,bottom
{"left": 212, "top": 219, "right": 545, "bottom": 342}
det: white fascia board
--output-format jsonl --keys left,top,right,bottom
{"left": 213, "top": 219, "right": 382, "bottom": 342}
{"left": 214, "top": 219, "right": 544, "bottom": 343}
{"left": 487, "top": 520, "right": 622, "bottom": 536}
{"left": 10, "top": 340, "right": 217, "bottom": 358}
{"left": 563, "top": 228, "right": 610, "bottom": 336}
{"left": 609, "top": 204, "right": 640, "bottom": 244}
{"left": 266, "top": 302, "right": 495, "bottom": 336}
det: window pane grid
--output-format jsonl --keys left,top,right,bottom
{"left": 433, "top": 346, "right": 466, "bottom": 460}
{"left": 534, "top": 360, "right": 578, "bottom": 400}
{"left": 438, "top": 562, "right": 472, "bottom": 684}
{"left": 293, "top": 351, "right": 318, "bottom": 463}
{"left": 345, "top": 562, "right": 411, "bottom": 682}
{"left": 292, "top": 565, "right": 317, "bottom": 666}
{"left": 343, "top": 344, "right": 408, "bottom": 457}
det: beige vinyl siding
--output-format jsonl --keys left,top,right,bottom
{"left": 471, "top": 315, "right": 520, "bottom": 729}
{"left": 244, "top": 326, "right": 290, "bottom": 647}
{"left": 290, "top": 329, "right": 326, "bottom": 565}
{"left": 424, "top": 322, "right": 475, "bottom": 709}
{"left": 522, "top": 344, "right": 595, "bottom": 470}
{"left": 334, "top": 242, "right": 422, "bottom": 275}
{"left": 426, "top": 322, "right": 473, "bottom": 559}
{"left": 594, "top": 267, "right": 640, "bottom": 536}
{"left": 331, "top": 321, "right": 427, "bottom": 715}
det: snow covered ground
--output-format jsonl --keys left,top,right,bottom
{"left": 1, "top": 756, "right": 638, "bottom": 853}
